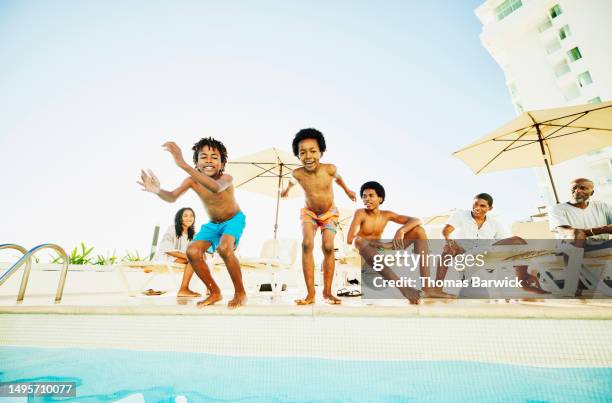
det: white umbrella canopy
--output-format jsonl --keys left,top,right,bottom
{"left": 422, "top": 210, "right": 455, "bottom": 239}
{"left": 453, "top": 101, "right": 612, "bottom": 202}
{"left": 225, "top": 147, "right": 303, "bottom": 239}
{"left": 423, "top": 211, "right": 454, "bottom": 226}
{"left": 226, "top": 147, "right": 303, "bottom": 198}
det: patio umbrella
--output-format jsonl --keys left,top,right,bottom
{"left": 421, "top": 211, "right": 455, "bottom": 239}
{"left": 453, "top": 101, "right": 612, "bottom": 203}
{"left": 335, "top": 206, "right": 355, "bottom": 242}
{"left": 423, "top": 212, "right": 454, "bottom": 226}
{"left": 225, "top": 147, "right": 302, "bottom": 240}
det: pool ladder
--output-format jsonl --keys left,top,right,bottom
{"left": 0, "top": 244, "right": 69, "bottom": 303}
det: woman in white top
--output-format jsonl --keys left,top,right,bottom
{"left": 156, "top": 207, "right": 201, "bottom": 297}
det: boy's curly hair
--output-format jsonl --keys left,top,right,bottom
{"left": 360, "top": 181, "right": 385, "bottom": 203}
{"left": 292, "top": 128, "right": 326, "bottom": 157}
{"left": 192, "top": 137, "right": 228, "bottom": 171}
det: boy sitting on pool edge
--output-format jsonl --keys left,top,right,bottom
{"left": 347, "top": 181, "right": 451, "bottom": 303}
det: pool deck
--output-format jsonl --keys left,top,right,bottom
{"left": 0, "top": 264, "right": 610, "bottom": 318}
{"left": 1, "top": 290, "right": 612, "bottom": 319}
{"left": 1, "top": 268, "right": 612, "bottom": 368}
{"left": 1, "top": 297, "right": 612, "bottom": 368}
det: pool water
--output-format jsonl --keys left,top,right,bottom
{"left": 1, "top": 346, "right": 611, "bottom": 402}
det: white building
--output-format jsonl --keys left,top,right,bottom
{"left": 475, "top": 0, "right": 612, "bottom": 206}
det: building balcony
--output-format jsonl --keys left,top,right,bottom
{"left": 553, "top": 60, "right": 571, "bottom": 78}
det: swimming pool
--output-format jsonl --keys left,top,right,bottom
{"left": 1, "top": 313, "right": 611, "bottom": 402}
{"left": 2, "top": 346, "right": 611, "bottom": 402}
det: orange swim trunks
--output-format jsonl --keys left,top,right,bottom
{"left": 300, "top": 206, "right": 339, "bottom": 233}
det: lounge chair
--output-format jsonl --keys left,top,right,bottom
{"left": 458, "top": 242, "right": 568, "bottom": 298}
{"left": 238, "top": 239, "right": 298, "bottom": 296}
{"left": 115, "top": 253, "right": 219, "bottom": 297}
{"left": 115, "top": 261, "right": 184, "bottom": 296}
{"left": 513, "top": 243, "right": 612, "bottom": 297}
{"left": 574, "top": 246, "right": 612, "bottom": 297}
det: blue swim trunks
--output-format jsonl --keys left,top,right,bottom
{"left": 193, "top": 211, "right": 246, "bottom": 253}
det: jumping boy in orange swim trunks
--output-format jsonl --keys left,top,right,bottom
{"left": 281, "top": 128, "right": 356, "bottom": 305}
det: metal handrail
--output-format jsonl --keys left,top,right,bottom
{"left": 0, "top": 244, "right": 69, "bottom": 303}
{"left": 0, "top": 244, "right": 30, "bottom": 287}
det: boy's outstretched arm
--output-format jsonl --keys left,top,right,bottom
{"left": 329, "top": 165, "right": 356, "bottom": 202}
{"left": 346, "top": 210, "right": 365, "bottom": 245}
{"left": 162, "top": 141, "right": 231, "bottom": 193}
{"left": 138, "top": 169, "right": 191, "bottom": 202}
{"left": 280, "top": 172, "right": 297, "bottom": 198}
{"left": 388, "top": 213, "right": 423, "bottom": 249}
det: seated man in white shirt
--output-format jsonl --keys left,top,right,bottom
{"left": 548, "top": 178, "right": 612, "bottom": 251}
{"left": 431, "top": 193, "right": 548, "bottom": 295}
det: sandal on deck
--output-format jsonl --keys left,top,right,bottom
{"left": 142, "top": 289, "right": 166, "bottom": 296}
{"left": 337, "top": 288, "right": 362, "bottom": 297}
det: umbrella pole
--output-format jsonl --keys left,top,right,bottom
{"left": 543, "top": 158, "right": 560, "bottom": 204}
{"left": 274, "top": 164, "right": 283, "bottom": 240}
{"left": 536, "top": 124, "right": 560, "bottom": 204}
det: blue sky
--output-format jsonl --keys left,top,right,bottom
{"left": 0, "top": 0, "right": 545, "bottom": 257}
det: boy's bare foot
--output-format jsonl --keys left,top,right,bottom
{"left": 177, "top": 289, "right": 202, "bottom": 297}
{"left": 322, "top": 291, "right": 342, "bottom": 305}
{"left": 196, "top": 293, "right": 222, "bottom": 307}
{"left": 422, "top": 287, "right": 456, "bottom": 299}
{"left": 295, "top": 293, "right": 315, "bottom": 305}
{"left": 399, "top": 287, "right": 421, "bottom": 304}
{"left": 521, "top": 285, "right": 550, "bottom": 294}
{"left": 228, "top": 292, "right": 247, "bottom": 309}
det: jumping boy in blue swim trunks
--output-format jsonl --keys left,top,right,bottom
{"left": 138, "top": 137, "right": 247, "bottom": 308}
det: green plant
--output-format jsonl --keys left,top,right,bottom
{"left": 93, "top": 250, "right": 118, "bottom": 266}
{"left": 52, "top": 242, "right": 94, "bottom": 264}
{"left": 121, "top": 250, "right": 143, "bottom": 262}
